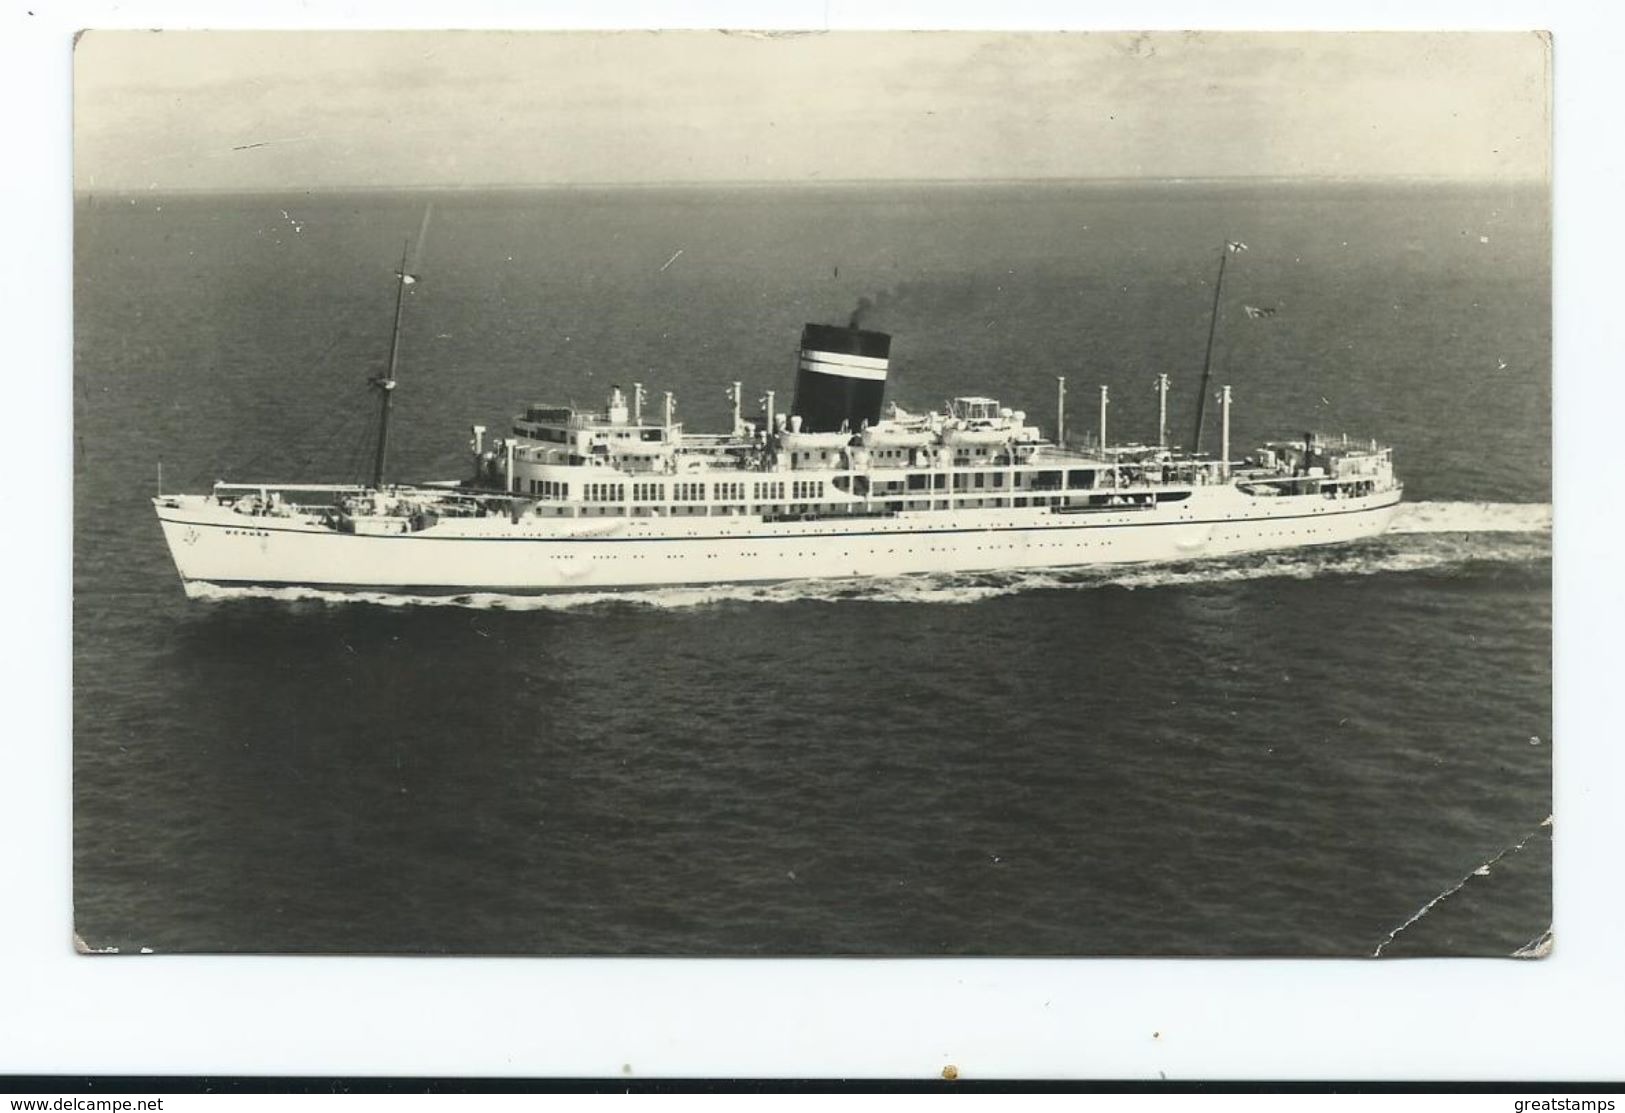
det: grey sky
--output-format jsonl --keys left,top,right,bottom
{"left": 73, "top": 30, "right": 1550, "bottom": 191}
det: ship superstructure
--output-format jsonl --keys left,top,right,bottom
{"left": 153, "top": 315, "right": 1402, "bottom": 596}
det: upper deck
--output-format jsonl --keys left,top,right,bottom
{"left": 181, "top": 393, "right": 1394, "bottom": 535}
{"left": 444, "top": 383, "right": 1398, "bottom": 522}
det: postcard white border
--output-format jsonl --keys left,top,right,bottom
{"left": 5, "top": 0, "right": 1617, "bottom": 1082}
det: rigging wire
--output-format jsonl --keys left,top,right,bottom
{"left": 221, "top": 341, "right": 374, "bottom": 482}
{"left": 345, "top": 408, "right": 379, "bottom": 488}
{"left": 297, "top": 382, "right": 378, "bottom": 475}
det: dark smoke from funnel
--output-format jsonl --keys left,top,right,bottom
{"left": 846, "top": 276, "right": 1011, "bottom": 333}
{"left": 847, "top": 286, "right": 907, "bottom": 330}
{"left": 848, "top": 296, "right": 876, "bottom": 330}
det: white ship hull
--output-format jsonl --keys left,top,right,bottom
{"left": 155, "top": 485, "right": 1402, "bottom": 596}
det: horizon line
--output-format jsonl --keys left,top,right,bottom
{"left": 73, "top": 172, "right": 1550, "bottom": 197}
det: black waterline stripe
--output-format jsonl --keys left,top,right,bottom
{"left": 198, "top": 578, "right": 792, "bottom": 596}
{"left": 157, "top": 498, "right": 1400, "bottom": 544}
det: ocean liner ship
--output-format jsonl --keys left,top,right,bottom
{"left": 153, "top": 269, "right": 1402, "bottom": 597}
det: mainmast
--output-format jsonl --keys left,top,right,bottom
{"left": 370, "top": 239, "right": 414, "bottom": 489}
{"left": 1055, "top": 375, "right": 1066, "bottom": 447}
{"left": 1192, "top": 240, "right": 1243, "bottom": 453}
{"left": 1098, "top": 384, "right": 1109, "bottom": 453}
{"left": 1155, "top": 373, "right": 1170, "bottom": 448}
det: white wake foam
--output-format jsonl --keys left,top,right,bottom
{"left": 1387, "top": 500, "right": 1551, "bottom": 535}
{"left": 187, "top": 500, "right": 1550, "bottom": 612}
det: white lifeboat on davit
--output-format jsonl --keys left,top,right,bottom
{"left": 942, "top": 423, "right": 1013, "bottom": 447}
{"left": 861, "top": 422, "right": 934, "bottom": 449}
{"left": 778, "top": 429, "right": 853, "bottom": 452}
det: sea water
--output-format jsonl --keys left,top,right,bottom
{"left": 73, "top": 181, "right": 1551, "bottom": 955}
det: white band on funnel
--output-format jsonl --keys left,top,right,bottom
{"left": 799, "top": 350, "right": 890, "bottom": 381}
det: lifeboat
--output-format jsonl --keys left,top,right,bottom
{"left": 779, "top": 429, "right": 853, "bottom": 452}
{"left": 942, "top": 423, "right": 1013, "bottom": 447}
{"left": 861, "top": 423, "right": 935, "bottom": 449}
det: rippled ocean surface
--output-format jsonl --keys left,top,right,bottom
{"left": 73, "top": 181, "right": 1551, "bottom": 955}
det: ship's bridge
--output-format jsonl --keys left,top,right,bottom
{"left": 509, "top": 385, "right": 690, "bottom": 457}
{"left": 950, "top": 396, "right": 1003, "bottom": 421}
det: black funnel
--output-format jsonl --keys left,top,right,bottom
{"left": 791, "top": 323, "right": 891, "bottom": 433}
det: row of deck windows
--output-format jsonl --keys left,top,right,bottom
{"left": 525, "top": 479, "right": 569, "bottom": 499}
{"left": 950, "top": 472, "right": 1007, "bottom": 491}
{"left": 543, "top": 493, "right": 1147, "bottom": 519}
{"left": 513, "top": 424, "right": 570, "bottom": 444}
{"left": 527, "top": 466, "right": 1204, "bottom": 505}
{"left": 545, "top": 480, "right": 761, "bottom": 503}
